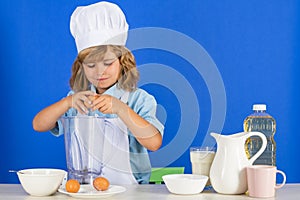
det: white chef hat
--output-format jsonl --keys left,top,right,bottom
{"left": 70, "top": 1, "right": 129, "bottom": 53}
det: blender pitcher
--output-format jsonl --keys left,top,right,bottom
{"left": 61, "top": 116, "right": 117, "bottom": 184}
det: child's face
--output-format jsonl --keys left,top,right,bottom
{"left": 82, "top": 50, "right": 121, "bottom": 94}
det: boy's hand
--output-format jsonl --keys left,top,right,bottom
{"left": 71, "top": 91, "right": 96, "bottom": 114}
{"left": 91, "top": 94, "right": 124, "bottom": 114}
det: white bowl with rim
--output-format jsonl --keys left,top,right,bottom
{"left": 162, "top": 174, "right": 208, "bottom": 195}
{"left": 17, "top": 168, "right": 67, "bottom": 196}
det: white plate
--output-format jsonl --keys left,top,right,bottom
{"left": 58, "top": 184, "right": 126, "bottom": 199}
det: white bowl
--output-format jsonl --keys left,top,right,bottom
{"left": 162, "top": 174, "right": 208, "bottom": 195}
{"left": 17, "top": 168, "right": 67, "bottom": 196}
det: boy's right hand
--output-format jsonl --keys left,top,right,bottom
{"left": 71, "top": 91, "right": 96, "bottom": 114}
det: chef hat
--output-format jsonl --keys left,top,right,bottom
{"left": 70, "top": 1, "right": 129, "bottom": 53}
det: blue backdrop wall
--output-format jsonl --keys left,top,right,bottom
{"left": 1, "top": 0, "right": 299, "bottom": 183}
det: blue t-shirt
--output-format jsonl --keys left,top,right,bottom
{"left": 51, "top": 84, "right": 164, "bottom": 184}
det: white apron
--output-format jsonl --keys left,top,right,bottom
{"left": 99, "top": 92, "right": 137, "bottom": 184}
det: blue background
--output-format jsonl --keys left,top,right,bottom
{"left": 1, "top": 0, "right": 299, "bottom": 183}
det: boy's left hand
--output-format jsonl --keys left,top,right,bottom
{"left": 91, "top": 94, "right": 124, "bottom": 114}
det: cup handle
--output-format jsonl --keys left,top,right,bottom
{"left": 275, "top": 170, "right": 286, "bottom": 189}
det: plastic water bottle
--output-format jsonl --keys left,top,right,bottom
{"left": 244, "top": 104, "right": 276, "bottom": 165}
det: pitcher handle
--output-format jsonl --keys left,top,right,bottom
{"left": 247, "top": 131, "right": 267, "bottom": 164}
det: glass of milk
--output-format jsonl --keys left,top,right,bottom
{"left": 190, "top": 146, "right": 216, "bottom": 186}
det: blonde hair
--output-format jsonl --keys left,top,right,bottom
{"left": 69, "top": 45, "right": 139, "bottom": 92}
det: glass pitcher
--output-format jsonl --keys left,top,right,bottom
{"left": 61, "top": 116, "right": 118, "bottom": 184}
